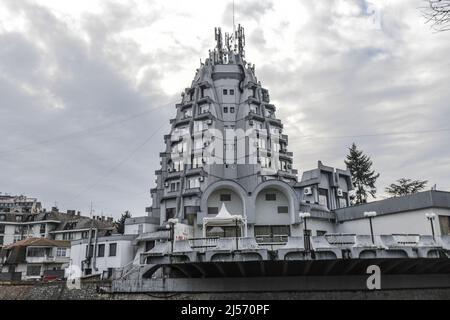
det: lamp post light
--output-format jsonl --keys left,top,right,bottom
{"left": 299, "top": 212, "right": 312, "bottom": 251}
{"left": 426, "top": 213, "right": 437, "bottom": 241}
{"left": 364, "top": 212, "right": 377, "bottom": 245}
{"left": 167, "top": 219, "right": 179, "bottom": 253}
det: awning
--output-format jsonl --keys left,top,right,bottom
{"left": 203, "top": 203, "right": 246, "bottom": 227}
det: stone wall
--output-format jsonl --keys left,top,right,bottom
{"left": 1, "top": 281, "right": 450, "bottom": 300}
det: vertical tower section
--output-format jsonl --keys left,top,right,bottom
{"left": 149, "top": 26, "right": 298, "bottom": 232}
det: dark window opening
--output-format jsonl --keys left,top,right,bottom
{"left": 97, "top": 244, "right": 105, "bottom": 257}
{"left": 85, "top": 245, "right": 94, "bottom": 258}
{"left": 440, "top": 216, "right": 450, "bottom": 236}
{"left": 109, "top": 243, "right": 117, "bottom": 257}
{"left": 230, "top": 107, "right": 235, "bottom": 113}
{"left": 224, "top": 107, "right": 228, "bottom": 114}
{"left": 145, "top": 241, "right": 156, "bottom": 252}
{"left": 208, "top": 207, "right": 219, "bottom": 215}
{"left": 166, "top": 208, "right": 176, "bottom": 221}
{"left": 266, "top": 194, "right": 277, "bottom": 201}
{"left": 254, "top": 226, "right": 290, "bottom": 244}
{"left": 220, "top": 194, "right": 232, "bottom": 202}
{"left": 26, "top": 265, "right": 41, "bottom": 277}
{"left": 223, "top": 89, "right": 228, "bottom": 95}
{"left": 277, "top": 206, "right": 289, "bottom": 214}
{"left": 230, "top": 89, "right": 235, "bottom": 95}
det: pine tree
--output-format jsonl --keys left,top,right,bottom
{"left": 345, "top": 143, "right": 380, "bottom": 205}
{"left": 115, "top": 211, "right": 132, "bottom": 235}
{"left": 385, "top": 178, "right": 428, "bottom": 197}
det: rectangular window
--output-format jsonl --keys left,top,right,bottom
{"left": 0, "top": 225, "right": 5, "bottom": 233}
{"left": 230, "top": 89, "right": 235, "bottom": 95}
{"left": 166, "top": 208, "right": 176, "bottom": 221}
{"left": 220, "top": 194, "right": 232, "bottom": 202}
{"left": 188, "top": 177, "right": 200, "bottom": 189}
{"left": 26, "top": 265, "right": 41, "bottom": 277}
{"left": 277, "top": 206, "right": 289, "bottom": 214}
{"left": 170, "top": 182, "right": 180, "bottom": 192}
{"left": 230, "top": 107, "right": 235, "bottom": 113}
{"left": 200, "top": 104, "right": 210, "bottom": 114}
{"left": 254, "top": 226, "right": 290, "bottom": 243}
{"left": 339, "top": 193, "right": 349, "bottom": 208}
{"left": 27, "top": 248, "right": 46, "bottom": 257}
{"left": 0, "top": 236, "right": 3, "bottom": 246}
{"left": 56, "top": 248, "right": 67, "bottom": 257}
{"left": 97, "top": 244, "right": 105, "bottom": 257}
{"left": 224, "top": 107, "right": 228, "bottom": 114}
{"left": 109, "top": 243, "right": 117, "bottom": 257}
{"left": 40, "top": 224, "right": 46, "bottom": 234}
{"left": 266, "top": 194, "right": 277, "bottom": 201}
{"left": 15, "top": 215, "right": 22, "bottom": 222}
{"left": 440, "top": 216, "right": 450, "bottom": 236}
{"left": 208, "top": 207, "right": 219, "bottom": 215}
{"left": 223, "top": 89, "right": 228, "bottom": 95}
{"left": 319, "top": 189, "right": 329, "bottom": 208}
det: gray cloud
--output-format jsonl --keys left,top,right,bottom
{"left": 0, "top": 0, "right": 449, "bottom": 217}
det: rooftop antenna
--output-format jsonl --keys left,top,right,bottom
{"left": 233, "top": 0, "right": 236, "bottom": 35}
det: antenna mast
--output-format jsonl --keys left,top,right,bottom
{"left": 233, "top": 0, "right": 236, "bottom": 35}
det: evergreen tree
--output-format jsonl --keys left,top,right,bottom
{"left": 115, "top": 211, "right": 132, "bottom": 234}
{"left": 345, "top": 143, "right": 380, "bottom": 205}
{"left": 385, "top": 178, "right": 428, "bottom": 197}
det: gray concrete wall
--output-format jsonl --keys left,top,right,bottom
{"left": 0, "top": 280, "right": 449, "bottom": 300}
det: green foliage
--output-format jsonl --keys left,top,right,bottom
{"left": 385, "top": 178, "right": 428, "bottom": 197}
{"left": 115, "top": 210, "right": 132, "bottom": 235}
{"left": 345, "top": 143, "right": 380, "bottom": 205}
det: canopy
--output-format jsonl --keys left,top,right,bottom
{"left": 203, "top": 204, "right": 248, "bottom": 237}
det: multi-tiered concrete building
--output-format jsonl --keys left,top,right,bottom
{"left": 147, "top": 26, "right": 352, "bottom": 245}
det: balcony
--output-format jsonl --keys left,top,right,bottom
{"left": 247, "top": 112, "right": 265, "bottom": 122}
{"left": 174, "top": 117, "right": 192, "bottom": 128}
{"left": 246, "top": 97, "right": 261, "bottom": 105}
{"left": 183, "top": 188, "right": 202, "bottom": 197}
{"left": 197, "top": 96, "right": 214, "bottom": 105}
{"left": 195, "top": 112, "right": 214, "bottom": 121}
{"left": 267, "top": 117, "right": 283, "bottom": 128}
{"left": 180, "top": 101, "right": 194, "bottom": 110}
{"left": 26, "top": 255, "right": 69, "bottom": 264}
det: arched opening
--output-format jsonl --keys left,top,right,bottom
{"left": 252, "top": 182, "right": 298, "bottom": 246}
{"left": 205, "top": 188, "right": 245, "bottom": 238}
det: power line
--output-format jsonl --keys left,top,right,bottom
{"left": 67, "top": 121, "right": 168, "bottom": 204}
{"left": 0, "top": 99, "right": 178, "bottom": 158}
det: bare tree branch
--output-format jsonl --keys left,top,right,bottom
{"left": 422, "top": 0, "right": 450, "bottom": 31}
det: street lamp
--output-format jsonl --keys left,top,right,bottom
{"left": 426, "top": 213, "right": 437, "bottom": 241}
{"left": 167, "top": 219, "right": 179, "bottom": 253}
{"left": 364, "top": 212, "right": 377, "bottom": 244}
{"left": 299, "top": 212, "right": 312, "bottom": 251}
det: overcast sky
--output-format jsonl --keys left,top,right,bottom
{"left": 1, "top": 0, "right": 449, "bottom": 218}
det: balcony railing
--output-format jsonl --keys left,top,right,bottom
{"left": 189, "top": 237, "right": 220, "bottom": 251}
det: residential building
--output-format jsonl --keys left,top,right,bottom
{"left": 0, "top": 238, "right": 70, "bottom": 281}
